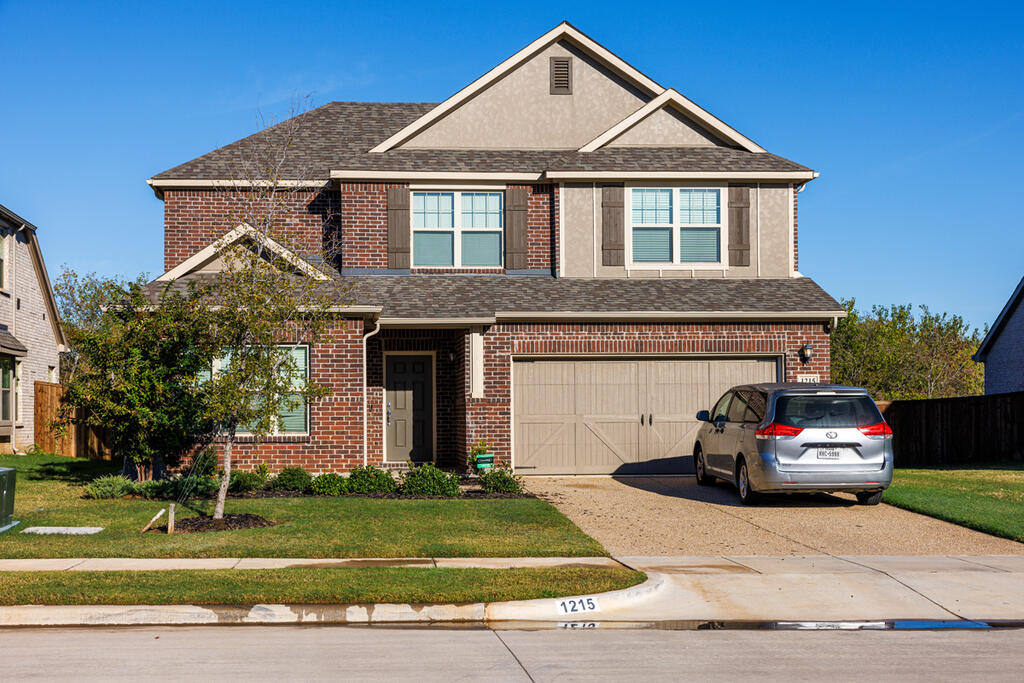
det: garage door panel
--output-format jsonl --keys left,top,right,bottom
{"left": 514, "top": 357, "right": 779, "bottom": 475}
{"left": 516, "top": 419, "right": 575, "bottom": 474}
{"left": 575, "top": 419, "right": 639, "bottom": 473}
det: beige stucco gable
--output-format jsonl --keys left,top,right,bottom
{"left": 605, "top": 106, "right": 727, "bottom": 148}
{"left": 399, "top": 40, "right": 653, "bottom": 151}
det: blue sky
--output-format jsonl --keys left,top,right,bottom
{"left": 1, "top": 0, "right": 1021, "bottom": 328}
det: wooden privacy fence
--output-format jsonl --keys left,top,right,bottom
{"left": 878, "top": 391, "right": 1024, "bottom": 467}
{"left": 33, "top": 381, "right": 111, "bottom": 459}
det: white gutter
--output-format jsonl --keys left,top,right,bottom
{"left": 361, "top": 317, "right": 382, "bottom": 466}
{"left": 330, "top": 170, "right": 544, "bottom": 182}
{"left": 546, "top": 171, "right": 820, "bottom": 181}
{"left": 493, "top": 310, "right": 846, "bottom": 322}
{"left": 378, "top": 317, "right": 497, "bottom": 328}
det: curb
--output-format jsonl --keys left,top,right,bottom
{"left": 0, "top": 574, "right": 665, "bottom": 627}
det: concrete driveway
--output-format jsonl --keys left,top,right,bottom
{"left": 526, "top": 476, "right": 1024, "bottom": 556}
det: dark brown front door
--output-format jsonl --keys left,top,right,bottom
{"left": 385, "top": 354, "right": 433, "bottom": 463}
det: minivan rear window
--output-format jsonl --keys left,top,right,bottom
{"left": 773, "top": 395, "right": 883, "bottom": 429}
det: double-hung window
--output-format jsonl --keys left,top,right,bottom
{"left": 628, "top": 187, "right": 725, "bottom": 267}
{"left": 206, "top": 345, "right": 309, "bottom": 435}
{"left": 412, "top": 191, "right": 503, "bottom": 267}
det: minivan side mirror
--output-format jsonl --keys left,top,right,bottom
{"left": 696, "top": 410, "right": 710, "bottom": 422}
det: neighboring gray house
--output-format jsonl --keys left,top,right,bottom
{"left": 975, "top": 275, "right": 1024, "bottom": 395}
{"left": 0, "top": 204, "right": 66, "bottom": 451}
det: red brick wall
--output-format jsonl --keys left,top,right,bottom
{"left": 163, "top": 188, "right": 338, "bottom": 271}
{"left": 209, "top": 319, "right": 371, "bottom": 473}
{"left": 164, "top": 184, "right": 560, "bottom": 274}
{"left": 465, "top": 321, "right": 832, "bottom": 466}
{"left": 205, "top": 320, "right": 830, "bottom": 474}
{"left": 339, "top": 182, "right": 403, "bottom": 269}
{"left": 513, "top": 183, "right": 558, "bottom": 271}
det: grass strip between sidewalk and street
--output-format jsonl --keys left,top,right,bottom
{"left": 0, "top": 567, "right": 645, "bottom": 606}
{"left": 0, "top": 454, "right": 606, "bottom": 558}
{"left": 883, "top": 468, "right": 1024, "bottom": 543}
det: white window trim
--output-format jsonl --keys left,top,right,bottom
{"left": 624, "top": 183, "right": 729, "bottom": 270}
{"left": 211, "top": 344, "right": 311, "bottom": 437}
{"left": 410, "top": 190, "right": 504, "bottom": 269}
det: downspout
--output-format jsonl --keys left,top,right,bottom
{"left": 362, "top": 315, "right": 382, "bottom": 466}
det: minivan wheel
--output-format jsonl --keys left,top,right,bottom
{"left": 694, "top": 446, "right": 712, "bottom": 486}
{"left": 856, "top": 490, "right": 884, "bottom": 506}
{"left": 736, "top": 458, "right": 759, "bottom": 505}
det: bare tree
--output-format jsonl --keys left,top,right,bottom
{"left": 196, "top": 97, "right": 350, "bottom": 519}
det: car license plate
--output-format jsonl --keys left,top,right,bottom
{"left": 817, "top": 448, "right": 841, "bottom": 460}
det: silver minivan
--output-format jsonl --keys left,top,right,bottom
{"left": 694, "top": 383, "right": 893, "bottom": 505}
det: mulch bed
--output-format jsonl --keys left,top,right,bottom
{"left": 154, "top": 513, "right": 275, "bottom": 534}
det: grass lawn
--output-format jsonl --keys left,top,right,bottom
{"left": 883, "top": 467, "right": 1024, "bottom": 543}
{"left": 0, "top": 453, "right": 606, "bottom": 558}
{"left": 0, "top": 567, "right": 644, "bottom": 605}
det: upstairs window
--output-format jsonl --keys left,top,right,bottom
{"left": 627, "top": 186, "right": 726, "bottom": 267}
{"left": 412, "top": 191, "right": 503, "bottom": 267}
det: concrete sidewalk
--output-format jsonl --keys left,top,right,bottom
{"left": 0, "top": 556, "right": 623, "bottom": 571}
{"left": 617, "top": 555, "right": 1024, "bottom": 622}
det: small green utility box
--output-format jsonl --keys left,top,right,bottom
{"left": 0, "top": 467, "right": 17, "bottom": 534}
{"left": 475, "top": 454, "right": 494, "bottom": 471}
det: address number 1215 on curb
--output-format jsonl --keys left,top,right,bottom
{"left": 556, "top": 597, "right": 600, "bottom": 615}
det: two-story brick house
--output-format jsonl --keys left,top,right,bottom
{"left": 0, "top": 203, "right": 66, "bottom": 452}
{"left": 147, "top": 23, "right": 843, "bottom": 475}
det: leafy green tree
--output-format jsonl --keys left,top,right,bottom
{"left": 54, "top": 270, "right": 216, "bottom": 479}
{"left": 831, "top": 298, "right": 985, "bottom": 400}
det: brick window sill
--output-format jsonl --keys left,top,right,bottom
{"left": 215, "top": 434, "right": 311, "bottom": 444}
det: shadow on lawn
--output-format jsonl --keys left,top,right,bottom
{"left": 27, "top": 458, "right": 122, "bottom": 484}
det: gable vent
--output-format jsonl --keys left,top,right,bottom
{"left": 550, "top": 57, "right": 572, "bottom": 95}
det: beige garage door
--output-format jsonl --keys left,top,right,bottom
{"left": 513, "top": 358, "right": 778, "bottom": 475}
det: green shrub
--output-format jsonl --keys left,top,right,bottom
{"left": 401, "top": 462, "right": 461, "bottom": 497}
{"left": 346, "top": 465, "right": 397, "bottom": 494}
{"left": 468, "top": 440, "right": 490, "bottom": 472}
{"left": 270, "top": 466, "right": 312, "bottom": 492}
{"left": 132, "top": 479, "right": 171, "bottom": 499}
{"left": 84, "top": 475, "right": 133, "bottom": 499}
{"left": 230, "top": 470, "right": 265, "bottom": 494}
{"left": 480, "top": 466, "right": 523, "bottom": 494}
{"left": 311, "top": 472, "right": 347, "bottom": 496}
{"left": 170, "top": 473, "right": 220, "bottom": 500}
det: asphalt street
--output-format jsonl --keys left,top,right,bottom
{"left": 4, "top": 625, "right": 1023, "bottom": 681}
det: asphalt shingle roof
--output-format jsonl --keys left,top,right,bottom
{"left": 152, "top": 102, "right": 811, "bottom": 180}
{"left": 146, "top": 274, "right": 841, "bottom": 319}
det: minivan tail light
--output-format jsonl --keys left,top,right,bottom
{"left": 858, "top": 422, "right": 893, "bottom": 439}
{"left": 756, "top": 423, "right": 804, "bottom": 440}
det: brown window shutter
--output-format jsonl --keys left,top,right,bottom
{"left": 601, "top": 184, "right": 625, "bottom": 266}
{"left": 504, "top": 186, "right": 529, "bottom": 270}
{"left": 387, "top": 187, "right": 410, "bottom": 269}
{"left": 728, "top": 185, "right": 751, "bottom": 267}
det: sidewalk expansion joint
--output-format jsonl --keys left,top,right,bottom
{"left": 838, "top": 556, "right": 966, "bottom": 620}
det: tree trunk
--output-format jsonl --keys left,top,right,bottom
{"left": 213, "top": 435, "right": 232, "bottom": 520}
